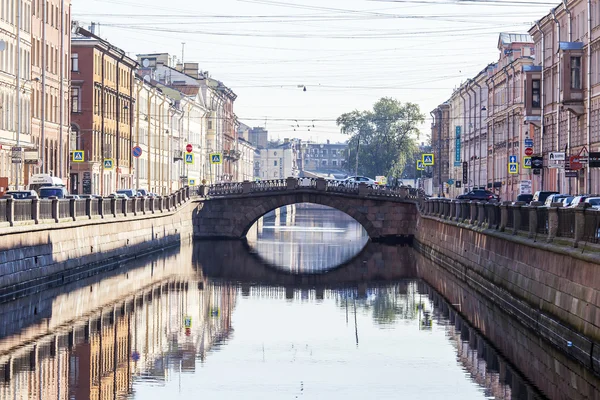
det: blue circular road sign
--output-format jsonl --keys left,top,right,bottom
{"left": 132, "top": 146, "right": 142, "bottom": 158}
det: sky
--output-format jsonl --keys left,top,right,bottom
{"left": 72, "top": 0, "right": 556, "bottom": 144}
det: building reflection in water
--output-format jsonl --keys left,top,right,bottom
{"left": 246, "top": 203, "right": 369, "bottom": 273}
{"left": 0, "top": 235, "right": 550, "bottom": 400}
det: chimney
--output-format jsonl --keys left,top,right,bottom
{"left": 327, "top": 139, "right": 330, "bottom": 144}
{"left": 90, "top": 22, "right": 96, "bottom": 34}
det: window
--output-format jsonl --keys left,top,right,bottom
{"left": 571, "top": 56, "right": 582, "bottom": 89}
{"left": 71, "top": 53, "right": 78, "bottom": 72}
{"left": 273, "top": 160, "right": 277, "bottom": 166}
{"left": 71, "top": 87, "right": 80, "bottom": 112}
{"left": 532, "top": 79, "right": 540, "bottom": 108}
{"left": 208, "top": 120, "right": 213, "bottom": 130}
{"left": 332, "top": 160, "right": 338, "bottom": 166}
{"left": 321, "top": 160, "right": 327, "bottom": 166}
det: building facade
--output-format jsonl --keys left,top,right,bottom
{"left": 31, "top": 0, "right": 71, "bottom": 185}
{"left": 70, "top": 26, "right": 137, "bottom": 195}
{"left": 0, "top": 0, "right": 34, "bottom": 191}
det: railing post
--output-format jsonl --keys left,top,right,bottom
{"left": 31, "top": 196, "right": 40, "bottom": 224}
{"left": 449, "top": 200, "right": 456, "bottom": 220}
{"left": 150, "top": 198, "right": 155, "bottom": 214}
{"left": 484, "top": 203, "right": 494, "bottom": 229}
{"left": 69, "top": 198, "right": 76, "bottom": 221}
{"left": 316, "top": 178, "right": 327, "bottom": 191}
{"left": 51, "top": 196, "right": 59, "bottom": 223}
{"left": 528, "top": 203, "right": 541, "bottom": 238}
{"left": 454, "top": 200, "right": 462, "bottom": 222}
{"left": 185, "top": 186, "right": 190, "bottom": 199}
{"left": 477, "top": 202, "right": 485, "bottom": 226}
{"left": 399, "top": 187, "right": 408, "bottom": 198}
{"left": 6, "top": 196, "right": 14, "bottom": 227}
{"left": 461, "top": 201, "right": 470, "bottom": 223}
{"left": 159, "top": 197, "right": 164, "bottom": 212}
{"left": 512, "top": 202, "right": 525, "bottom": 235}
{"left": 432, "top": 199, "right": 439, "bottom": 216}
{"left": 242, "top": 181, "right": 252, "bottom": 194}
{"left": 111, "top": 197, "right": 117, "bottom": 218}
{"left": 573, "top": 203, "right": 591, "bottom": 248}
{"left": 132, "top": 197, "right": 138, "bottom": 216}
{"left": 286, "top": 177, "right": 297, "bottom": 190}
{"left": 469, "top": 201, "right": 477, "bottom": 225}
{"left": 547, "top": 206, "right": 559, "bottom": 242}
{"left": 98, "top": 198, "right": 104, "bottom": 219}
{"left": 85, "top": 198, "right": 92, "bottom": 219}
{"left": 499, "top": 201, "right": 510, "bottom": 232}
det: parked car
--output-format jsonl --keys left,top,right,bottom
{"left": 136, "top": 188, "right": 149, "bottom": 197}
{"left": 516, "top": 194, "right": 533, "bottom": 204}
{"left": 4, "top": 190, "right": 39, "bottom": 199}
{"left": 39, "top": 186, "right": 69, "bottom": 199}
{"left": 79, "top": 194, "right": 102, "bottom": 199}
{"left": 532, "top": 191, "right": 558, "bottom": 204}
{"left": 116, "top": 189, "right": 137, "bottom": 198}
{"left": 569, "top": 195, "right": 590, "bottom": 208}
{"left": 339, "top": 176, "right": 377, "bottom": 187}
{"left": 543, "top": 194, "right": 570, "bottom": 207}
{"left": 65, "top": 195, "right": 81, "bottom": 200}
{"left": 456, "top": 189, "right": 499, "bottom": 201}
{"left": 584, "top": 197, "right": 600, "bottom": 210}
{"left": 560, "top": 196, "right": 575, "bottom": 207}
{"left": 109, "top": 193, "right": 128, "bottom": 199}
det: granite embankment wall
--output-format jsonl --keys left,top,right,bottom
{"left": 0, "top": 198, "right": 200, "bottom": 303}
{"left": 415, "top": 213, "right": 600, "bottom": 377}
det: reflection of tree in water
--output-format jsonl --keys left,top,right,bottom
{"left": 334, "top": 281, "right": 420, "bottom": 325}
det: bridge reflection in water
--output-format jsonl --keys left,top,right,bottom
{"left": 0, "top": 238, "right": 557, "bottom": 399}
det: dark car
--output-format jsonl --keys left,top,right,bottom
{"left": 516, "top": 194, "right": 533, "bottom": 204}
{"left": 39, "top": 186, "right": 69, "bottom": 199}
{"left": 456, "top": 189, "right": 499, "bottom": 201}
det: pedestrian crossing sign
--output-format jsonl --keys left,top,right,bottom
{"left": 508, "top": 162, "right": 519, "bottom": 174}
{"left": 416, "top": 160, "right": 424, "bottom": 171}
{"left": 185, "top": 153, "right": 194, "bottom": 164}
{"left": 188, "top": 178, "right": 196, "bottom": 186}
{"left": 72, "top": 150, "right": 84, "bottom": 162}
{"left": 103, "top": 158, "right": 114, "bottom": 170}
{"left": 523, "top": 157, "right": 532, "bottom": 169}
{"left": 422, "top": 153, "right": 434, "bottom": 166}
{"left": 210, "top": 152, "right": 223, "bottom": 164}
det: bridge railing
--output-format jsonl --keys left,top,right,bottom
{"left": 198, "top": 177, "right": 425, "bottom": 201}
{"left": 421, "top": 197, "right": 599, "bottom": 248}
{"left": 0, "top": 187, "right": 191, "bottom": 228}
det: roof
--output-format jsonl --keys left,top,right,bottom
{"left": 498, "top": 32, "right": 533, "bottom": 47}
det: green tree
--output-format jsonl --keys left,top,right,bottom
{"left": 336, "top": 98, "right": 424, "bottom": 179}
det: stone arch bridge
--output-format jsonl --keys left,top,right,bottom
{"left": 192, "top": 178, "right": 422, "bottom": 241}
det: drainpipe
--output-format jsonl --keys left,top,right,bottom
{"left": 563, "top": 0, "right": 573, "bottom": 193}
{"left": 535, "top": 20, "right": 545, "bottom": 191}
{"left": 59, "top": 0, "right": 64, "bottom": 182}
{"left": 459, "top": 87, "right": 468, "bottom": 192}
{"left": 551, "top": 9, "right": 562, "bottom": 193}
{"left": 587, "top": 0, "right": 592, "bottom": 193}
{"left": 473, "top": 81, "right": 484, "bottom": 189}
{"left": 100, "top": 51, "right": 106, "bottom": 195}
{"left": 41, "top": 0, "right": 46, "bottom": 173}
{"left": 16, "top": 0, "right": 21, "bottom": 187}
{"left": 467, "top": 83, "right": 478, "bottom": 189}
{"left": 486, "top": 79, "right": 495, "bottom": 192}
{"left": 135, "top": 80, "right": 143, "bottom": 190}
{"left": 429, "top": 110, "right": 437, "bottom": 192}
{"left": 510, "top": 64, "right": 518, "bottom": 198}
{"left": 147, "top": 89, "right": 155, "bottom": 192}
{"left": 178, "top": 108, "right": 185, "bottom": 187}
{"left": 504, "top": 67, "right": 511, "bottom": 200}
{"left": 158, "top": 96, "right": 167, "bottom": 194}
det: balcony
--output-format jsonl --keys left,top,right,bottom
{"left": 559, "top": 42, "right": 585, "bottom": 115}
{"left": 522, "top": 65, "right": 542, "bottom": 126}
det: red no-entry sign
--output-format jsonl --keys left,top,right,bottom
{"left": 186, "top": 144, "right": 193, "bottom": 153}
{"left": 524, "top": 147, "right": 533, "bottom": 156}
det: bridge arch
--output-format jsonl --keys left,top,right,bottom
{"left": 192, "top": 190, "right": 417, "bottom": 240}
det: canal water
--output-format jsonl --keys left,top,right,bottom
{"left": 0, "top": 204, "right": 596, "bottom": 399}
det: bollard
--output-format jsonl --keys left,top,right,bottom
{"left": 242, "top": 181, "right": 252, "bottom": 194}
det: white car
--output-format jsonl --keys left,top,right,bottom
{"left": 584, "top": 197, "right": 600, "bottom": 210}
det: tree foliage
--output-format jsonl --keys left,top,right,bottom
{"left": 336, "top": 98, "right": 424, "bottom": 179}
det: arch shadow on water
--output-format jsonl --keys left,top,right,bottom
{"left": 192, "top": 239, "right": 417, "bottom": 289}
